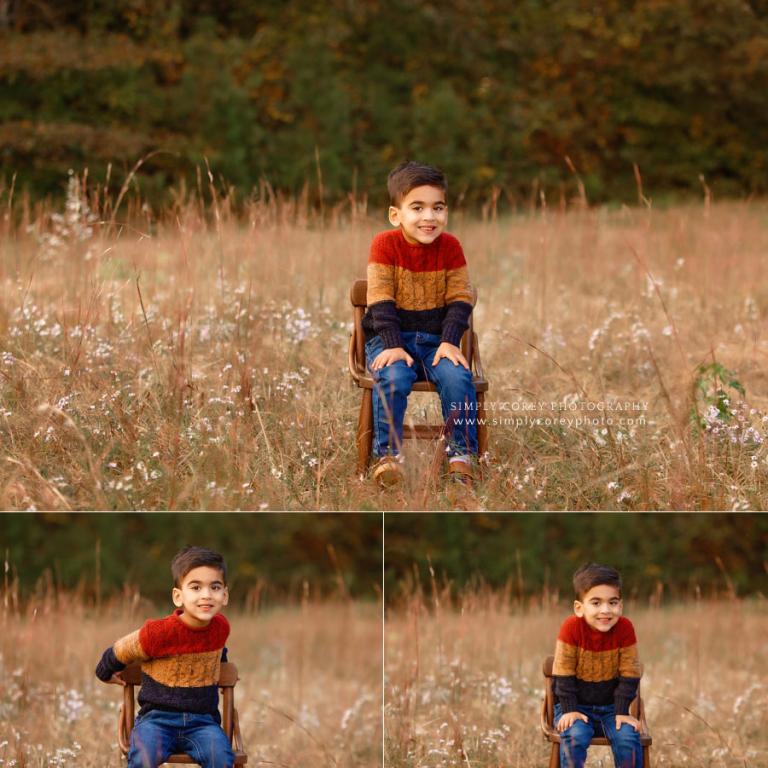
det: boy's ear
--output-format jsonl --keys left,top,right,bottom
{"left": 388, "top": 206, "right": 401, "bottom": 227}
{"left": 222, "top": 587, "right": 229, "bottom": 607}
{"left": 172, "top": 587, "right": 183, "bottom": 607}
{"left": 573, "top": 599, "right": 584, "bottom": 617}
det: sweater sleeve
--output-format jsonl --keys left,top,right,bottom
{"left": 552, "top": 619, "right": 580, "bottom": 714}
{"left": 614, "top": 621, "right": 641, "bottom": 715}
{"left": 95, "top": 627, "right": 150, "bottom": 681}
{"left": 441, "top": 237, "right": 474, "bottom": 346}
{"left": 366, "top": 234, "right": 403, "bottom": 349}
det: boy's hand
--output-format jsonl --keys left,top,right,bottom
{"left": 105, "top": 672, "right": 126, "bottom": 687}
{"left": 370, "top": 347, "right": 414, "bottom": 371}
{"left": 432, "top": 342, "right": 469, "bottom": 370}
{"left": 556, "top": 711, "right": 589, "bottom": 732}
{"left": 615, "top": 715, "right": 640, "bottom": 731}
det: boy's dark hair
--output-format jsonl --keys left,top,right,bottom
{"left": 573, "top": 563, "right": 622, "bottom": 600}
{"left": 171, "top": 546, "right": 227, "bottom": 587}
{"left": 387, "top": 161, "right": 447, "bottom": 206}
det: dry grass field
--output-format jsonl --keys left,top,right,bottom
{"left": 0, "top": 176, "right": 767, "bottom": 509}
{"left": 385, "top": 589, "right": 768, "bottom": 767}
{"left": 0, "top": 594, "right": 382, "bottom": 767}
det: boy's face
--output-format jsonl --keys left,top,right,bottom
{"left": 389, "top": 185, "right": 447, "bottom": 245}
{"left": 573, "top": 583, "right": 622, "bottom": 632}
{"left": 172, "top": 565, "right": 228, "bottom": 628}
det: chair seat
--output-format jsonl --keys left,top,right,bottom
{"left": 164, "top": 751, "right": 247, "bottom": 764}
{"left": 353, "top": 374, "right": 489, "bottom": 393}
{"left": 544, "top": 731, "right": 652, "bottom": 747}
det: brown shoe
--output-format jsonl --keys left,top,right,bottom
{"left": 373, "top": 456, "right": 404, "bottom": 487}
{"left": 447, "top": 459, "right": 473, "bottom": 490}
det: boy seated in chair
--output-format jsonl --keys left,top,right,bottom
{"left": 95, "top": 546, "right": 235, "bottom": 768}
{"left": 362, "top": 160, "right": 479, "bottom": 489}
{"left": 552, "top": 563, "right": 644, "bottom": 768}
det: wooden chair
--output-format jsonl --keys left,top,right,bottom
{"left": 540, "top": 655, "right": 652, "bottom": 768}
{"left": 348, "top": 278, "right": 489, "bottom": 476}
{"left": 117, "top": 662, "right": 248, "bottom": 765}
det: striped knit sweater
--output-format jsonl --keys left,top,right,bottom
{"left": 95, "top": 609, "right": 229, "bottom": 722}
{"left": 552, "top": 615, "right": 641, "bottom": 715}
{"left": 361, "top": 229, "right": 474, "bottom": 349}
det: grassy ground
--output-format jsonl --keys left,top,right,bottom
{"left": 0, "top": 177, "right": 767, "bottom": 509}
{"left": 385, "top": 592, "right": 767, "bottom": 767}
{"left": 0, "top": 598, "right": 382, "bottom": 767}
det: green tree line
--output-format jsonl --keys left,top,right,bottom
{"left": 0, "top": 512, "right": 383, "bottom": 604}
{"left": 1, "top": 1, "right": 767, "bottom": 207}
{"left": 385, "top": 513, "right": 768, "bottom": 601}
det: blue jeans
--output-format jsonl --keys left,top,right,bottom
{"left": 128, "top": 710, "right": 235, "bottom": 768}
{"left": 554, "top": 703, "right": 643, "bottom": 768}
{"left": 365, "top": 331, "right": 478, "bottom": 459}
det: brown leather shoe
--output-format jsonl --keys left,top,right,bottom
{"left": 447, "top": 459, "right": 473, "bottom": 490}
{"left": 373, "top": 456, "right": 404, "bottom": 487}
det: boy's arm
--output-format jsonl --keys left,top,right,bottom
{"left": 614, "top": 636, "right": 642, "bottom": 715}
{"left": 552, "top": 635, "right": 580, "bottom": 714}
{"left": 95, "top": 628, "right": 150, "bottom": 682}
{"left": 441, "top": 239, "right": 474, "bottom": 346}
{"left": 367, "top": 246, "right": 403, "bottom": 349}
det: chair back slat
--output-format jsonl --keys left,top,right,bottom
{"left": 122, "top": 664, "right": 143, "bottom": 685}
{"left": 222, "top": 686, "right": 234, "bottom": 740}
{"left": 543, "top": 655, "right": 555, "bottom": 726}
{"left": 350, "top": 279, "right": 368, "bottom": 307}
{"left": 353, "top": 306, "right": 365, "bottom": 373}
{"left": 218, "top": 662, "right": 239, "bottom": 687}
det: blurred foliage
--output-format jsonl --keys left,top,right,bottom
{"left": 385, "top": 513, "right": 768, "bottom": 601}
{"left": 1, "top": 1, "right": 767, "bottom": 207}
{"left": 0, "top": 512, "right": 382, "bottom": 603}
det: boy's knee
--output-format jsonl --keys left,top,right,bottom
{"left": 560, "top": 719, "right": 592, "bottom": 745}
{"left": 614, "top": 724, "right": 642, "bottom": 746}
{"left": 434, "top": 360, "right": 474, "bottom": 388}
{"left": 375, "top": 361, "right": 415, "bottom": 391}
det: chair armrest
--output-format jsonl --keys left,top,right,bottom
{"left": 471, "top": 332, "right": 486, "bottom": 380}
{"left": 118, "top": 701, "right": 130, "bottom": 754}
{"left": 540, "top": 697, "right": 557, "bottom": 739}
{"left": 233, "top": 707, "right": 246, "bottom": 753}
{"left": 348, "top": 332, "right": 362, "bottom": 383}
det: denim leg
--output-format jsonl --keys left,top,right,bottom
{"left": 598, "top": 711, "right": 643, "bottom": 768}
{"left": 554, "top": 704, "right": 593, "bottom": 768}
{"left": 419, "top": 339, "right": 478, "bottom": 456}
{"left": 128, "top": 712, "right": 176, "bottom": 768}
{"left": 365, "top": 336, "right": 417, "bottom": 457}
{"left": 178, "top": 714, "right": 235, "bottom": 768}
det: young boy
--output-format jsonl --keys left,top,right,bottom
{"left": 362, "top": 160, "right": 478, "bottom": 488}
{"left": 552, "top": 563, "right": 644, "bottom": 768}
{"left": 96, "top": 546, "right": 235, "bottom": 768}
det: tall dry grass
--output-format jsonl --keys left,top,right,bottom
{"left": 0, "top": 586, "right": 382, "bottom": 767}
{"left": 0, "top": 173, "right": 767, "bottom": 509}
{"left": 385, "top": 584, "right": 767, "bottom": 767}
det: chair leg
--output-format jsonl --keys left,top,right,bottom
{"left": 476, "top": 390, "right": 488, "bottom": 458}
{"left": 357, "top": 390, "right": 373, "bottom": 476}
{"left": 643, "top": 745, "right": 650, "bottom": 768}
{"left": 549, "top": 742, "right": 560, "bottom": 768}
